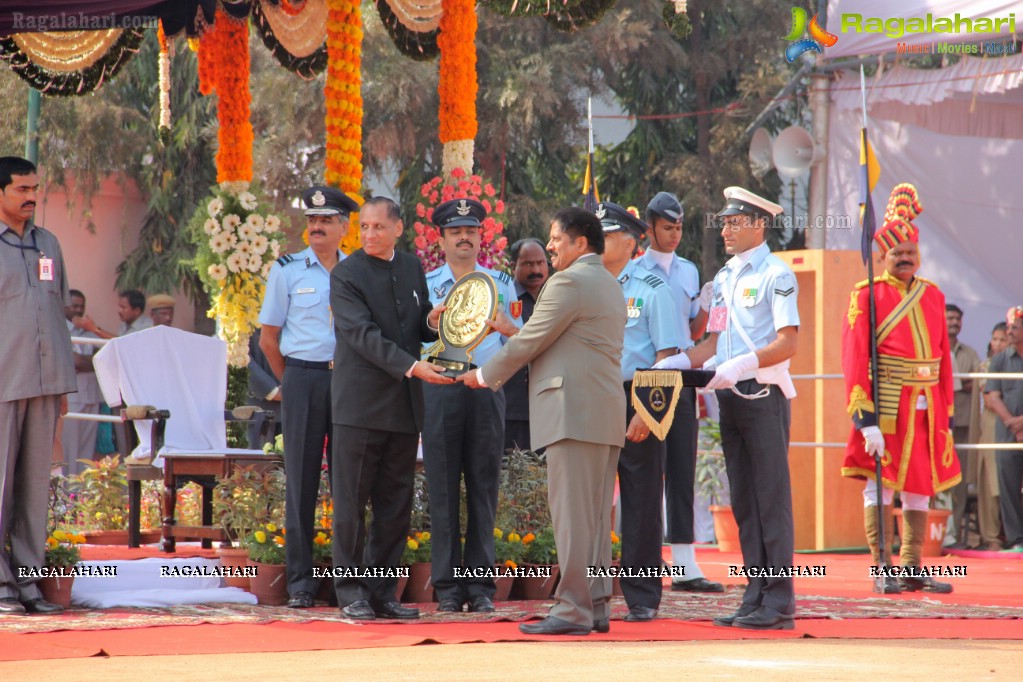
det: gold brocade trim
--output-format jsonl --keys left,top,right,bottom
{"left": 631, "top": 370, "right": 684, "bottom": 441}
{"left": 875, "top": 277, "right": 926, "bottom": 346}
{"left": 941, "top": 428, "right": 955, "bottom": 469}
{"left": 847, "top": 290, "right": 863, "bottom": 329}
{"left": 847, "top": 385, "right": 874, "bottom": 419}
{"left": 841, "top": 466, "right": 899, "bottom": 488}
{"left": 880, "top": 448, "right": 892, "bottom": 468}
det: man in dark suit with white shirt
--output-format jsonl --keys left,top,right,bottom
{"left": 329, "top": 196, "right": 451, "bottom": 620}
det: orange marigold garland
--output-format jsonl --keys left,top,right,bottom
{"left": 325, "top": 0, "right": 364, "bottom": 253}
{"left": 438, "top": 0, "right": 477, "bottom": 177}
{"left": 196, "top": 24, "right": 217, "bottom": 96}
{"left": 214, "top": 9, "right": 253, "bottom": 186}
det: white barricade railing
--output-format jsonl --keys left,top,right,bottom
{"left": 780, "top": 370, "right": 1023, "bottom": 451}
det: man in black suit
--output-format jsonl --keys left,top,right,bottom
{"left": 329, "top": 196, "right": 452, "bottom": 620}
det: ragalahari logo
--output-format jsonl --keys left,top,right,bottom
{"left": 784, "top": 7, "right": 839, "bottom": 62}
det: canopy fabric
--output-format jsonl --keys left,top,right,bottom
{"left": 831, "top": 54, "right": 1023, "bottom": 139}
{"left": 824, "top": 0, "right": 1019, "bottom": 59}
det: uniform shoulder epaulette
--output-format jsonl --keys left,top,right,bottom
{"left": 640, "top": 273, "right": 666, "bottom": 289}
{"left": 853, "top": 276, "right": 884, "bottom": 289}
{"left": 495, "top": 271, "right": 512, "bottom": 286}
{"left": 276, "top": 254, "right": 295, "bottom": 267}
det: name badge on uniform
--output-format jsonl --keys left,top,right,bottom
{"left": 740, "top": 288, "right": 758, "bottom": 307}
{"left": 295, "top": 287, "right": 315, "bottom": 294}
{"left": 708, "top": 305, "right": 727, "bottom": 332}
{"left": 39, "top": 257, "right": 54, "bottom": 281}
{"left": 626, "top": 297, "right": 644, "bottom": 319}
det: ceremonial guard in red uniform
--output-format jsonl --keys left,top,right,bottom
{"left": 841, "top": 184, "right": 960, "bottom": 593}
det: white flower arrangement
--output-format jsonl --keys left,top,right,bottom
{"left": 191, "top": 182, "right": 288, "bottom": 368}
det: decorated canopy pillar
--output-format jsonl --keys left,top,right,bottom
{"left": 438, "top": 0, "right": 477, "bottom": 178}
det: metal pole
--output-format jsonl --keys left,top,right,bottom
{"left": 24, "top": 88, "right": 40, "bottom": 164}
{"left": 806, "top": 73, "right": 830, "bottom": 249}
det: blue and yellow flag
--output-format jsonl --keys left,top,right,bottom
{"left": 858, "top": 127, "right": 881, "bottom": 264}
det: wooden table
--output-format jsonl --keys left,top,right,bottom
{"left": 160, "top": 452, "right": 283, "bottom": 553}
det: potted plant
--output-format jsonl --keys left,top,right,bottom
{"left": 40, "top": 529, "right": 85, "bottom": 608}
{"left": 493, "top": 528, "right": 526, "bottom": 601}
{"left": 514, "top": 527, "right": 559, "bottom": 600}
{"left": 245, "top": 522, "right": 288, "bottom": 605}
{"left": 495, "top": 448, "right": 551, "bottom": 535}
{"left": 71, "top": 455, "right": 128, "bottom": 541}
{"left": 402, "top": 531, "right": 434, "bottom": 603}
{"left": 212, "top": 464, "right": 285, "bottom": 588}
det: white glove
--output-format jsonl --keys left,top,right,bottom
{"left": 706, "top": 352, "right": 759, "bottom": 390}
{"left": 698, "top": 281, "right": 714, "bottom": 312}
{"left": 653, "top": 352, "right": 692, "bottom": 371}
{"left": 860, "top": 425, "right": 885, "bottom": 459}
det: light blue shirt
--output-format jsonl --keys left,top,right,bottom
{"left": 617, "top": 260, "right": 681, "bottom": 381}
{"left": 635, "top": 249, "right": 700, "bottom": 350}
{"left": 423, "top": 262, "right": 521, "bottom": 367}
{"left": 258, "top": 246, "right": 342, "bottom": 362}
{"left": 709, "top": 242, "right": 799, "bottom": 364}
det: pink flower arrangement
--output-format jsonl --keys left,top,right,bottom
{"left": 413, "top": 168, "right": 509, "bottom": 273}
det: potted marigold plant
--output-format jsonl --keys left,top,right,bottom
{"left": 245, "top": 522, "right": 287, "bottom": 605}
{"left": 40, "top": 529, "right": 86, "bottom": 608}
{"left": 213, "top": 464, "right": 285, "bottom": 588}
{"left": 402, "top": 531, "right": 434, "bottom": 603}
{"left": 514, "top": 527, "right": 559, "bottom": 600}
{"left": 493, "top": 528, "right": 525, "bottom": 601}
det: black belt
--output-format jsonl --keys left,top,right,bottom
{"left": 285, "top": 357, "right": 333, "bottom": 370}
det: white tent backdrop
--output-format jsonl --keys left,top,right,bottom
{"left": 825, "top": 0, "right": 1019, "bottom": 59}
{"left": 825, "top": 53, "right": 1023, "bottom": 351}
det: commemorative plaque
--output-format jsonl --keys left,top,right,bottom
{"left": 426, "top": 271, "right": 499, "bottom": 377}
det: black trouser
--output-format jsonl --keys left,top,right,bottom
{"left": 663, "top": 387, "right": 698, "bottom": 544}
{"left": 421, "top": 382, "right": 505, "bottom": 602}
{"left": 618, "top": 382, "right": 666, "bottom": 610}
{"left": 281, "top": 360, "right": 332, "bottom": 596}
{"left": 717, "top": 380, "right": 795, "bottom": 615}
{"left": 331, "top": 425, "right": 419, "bottom": 606}
{"left": 997, "top": 449, "right": 1023, "bottom": 546}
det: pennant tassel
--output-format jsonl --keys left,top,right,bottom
{"left": 630, "top": 370, "right": 685, "bottom": 441}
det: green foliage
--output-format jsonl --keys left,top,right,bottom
{"left": 44, "top": 530, "right": 85, "bottom": 568}
{"left": 696, "top": 419, "right": 727, "bottom": 504}
{"left": 402, "top": 531, "right": 432, "bottom": 565}
{"left": 212, "top": 464, "right": 286, "bottom": 543}
{"left": 494, "top": 528, "right": 528, "bottom": 566}
{"left": 495, "top": 448, "right": 550, "bottom": 534}
{"left": 71, "top": 455, "right": 128, "bottom": 531}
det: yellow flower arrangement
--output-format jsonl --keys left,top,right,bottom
{"left": 190, "top": 185, "right": 288, "bottom": 367}
{"left": 325, "top": 0, "right": 363, "bottom": 253}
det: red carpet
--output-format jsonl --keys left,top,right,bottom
{"left": 2, "top": 546, "right": 1020, "bottom": 661}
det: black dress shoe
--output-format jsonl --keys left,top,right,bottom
{"left": 592, "top": 618, "right": 610, "bottom": 633}
{"left": 436, "top": 598, "right": 464, "bottom": 612}
{"left": 712, "top": 603, "right": 758, "bottom": 627}
{"left": 733, "top": 606, "right": 795, "bottom": 630}
{"left": 519, "top": 616, "right": 591, "bottom": 635}
{"left": 287, "top": 591, "right": 315, "bottom": 608}
{"left": 22, "top": 598, "right": 64, "bottom": 614}
{"left": 468, "top": 595, "right": 495, "bottom": 613}
{"left": 372, "top": 600, "right": 420, "bottom": 619}
{"left": 341, "top": 599, "right": 376, "bottom": 620}
{"left": 671, "top": 577, "right": 725, "bottom": 593}
{"left": 898, "top": 572, "right": 953, "bottom": 594}
{"left": 0, "top": 598, "right": 26, "bottom": 615}
{"left": 623, "top": 605, "right": 658, "bottom": 622}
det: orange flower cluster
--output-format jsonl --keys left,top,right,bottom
{"left": 325, "top": 0, "right": 364, "bottom": 252}
{"left": 437, "top": 0, "right": 478, "bottom": 143}
{"left": 197, "top": 23, "right": 216, "bottom": 96}
{"left": 212, "top": 9, "right": 254, "bottom": 184}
